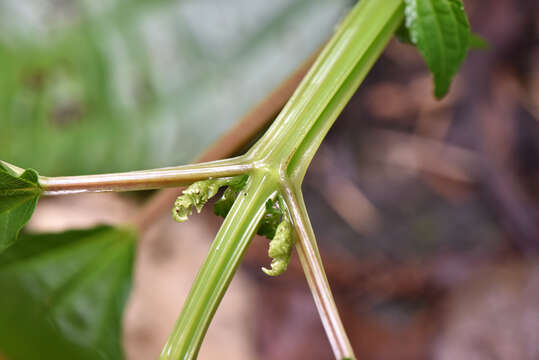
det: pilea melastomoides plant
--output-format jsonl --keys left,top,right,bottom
{"left": 0, "top": 0, "right": 483, "bottom": 359}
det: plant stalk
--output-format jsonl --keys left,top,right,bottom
{"left": 249, "top": 0, "right": 405, "bottom": 183}
{"left": 39, "top": 157, "right": 251, "bottom": 195}
{"left": 160, "top": 171, "right": 277, "bottom": 359}
{"left": 282, "top": 183, "right": 355, "bottom": 359}
{"left": 145, "top": 0, "right": 406, "bottom": 359}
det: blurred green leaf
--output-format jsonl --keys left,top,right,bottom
{"left": 0, "top": 161, "right": 41, "bottom": 253}
{"left": 0, "top": 226, "right": 135, "bottom": 360}
{"left": 0, "top": 0, "right": 350, "bottom": 176}
{"left": 468, "top": 32, "right": 489, "bottom": 50}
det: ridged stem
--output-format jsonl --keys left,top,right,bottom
{"left": 162, "top": 1, "right": 405, "bottom": 359}
{"left": 160, "top": 171, "right": 277, "bottom": 359}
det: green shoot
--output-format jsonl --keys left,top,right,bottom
{"left": 172, "top": 176, "right": 247, "bottom": 223}
{"left": 262, "top": 219, "right": 294, "bottom": 276}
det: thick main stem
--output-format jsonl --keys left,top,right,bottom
{"left": 160, "top": 172, "right": 277, "bottom": 360}
{"left": 249, "top": 1, "right": 403, "bottom": 359}
{"left": 161, "top": 1, "right": 405, "bottom": 359}
{"left": 3, "top": 0, "right": 410, "bottom": 359}
{"left": 249, "top": 0, "right": 405, "bottom": 180}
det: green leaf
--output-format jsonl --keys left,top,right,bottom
{"left": 395, "top": 22, "right": 414, "bottom": 45}
{"left": 173, "top": 179, "right": 223, "bottom": 222}
{"left": 399, "top": 26, "right": 488, "bottom": 51}
{"left": 402, "top": 0, "right": 471, "bottom": 98}
{"left": 261, "top": 219, "right": 294, "bottom": 276}
{"left": 212, "top": 175, "right": 249, "bottom": 218}
{"left": 468, "top": 32, "right": 489, "bottom": 50}
{"left": 257, "top": 199, "right": 283, "bottom": 240}
{"left": 213, "top": 187, "right": 238, "bottom": 218}
{"left": 215, "top": 191, "right": 282, "bottom": 240}
{"left": 0, "top": 226, "right": 136, "bottom": 360}
{"left": 0, "top": 161, "right": 41, "bottom": 253}
{"left": 227, "top": 174, "right": 249, "bottom": 192}
{"left": 173, "top": 175, "right": 248, "bottom": 223}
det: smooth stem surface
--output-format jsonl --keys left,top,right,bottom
{"left": 4, "top": 0, "right": 407, "bottom": 358}
{"left": 287, "top": 1, "right": 404, "bottom": 181}
{"left": 249, "top": 0, "right": 404, "bottom": 181}
{"left": 163, "top": 1, "right": 405, "bottom": 359}
{"left": 282, "top": 183, "right": 354, "bottom": 359}
{"left": 39, "top": 156, "right": 251, "bottom": 195}
{"left": 160, "top": 171, "right": 277, "bottom": 360}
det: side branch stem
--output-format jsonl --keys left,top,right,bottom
{"left": 281, "top": 184, "right": 355, "bottom": 360}
{"left": 39, "top": 157, "right": 251, "bottom": 195}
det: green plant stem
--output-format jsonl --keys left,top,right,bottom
{"left": 0, "top": 0, "right": 469, "bottom": 358}
{"left": 162, "top": 1, "right": 405, "bottom": 359}
{"left": 249, "top": 0, "right": 405, "bottom": 182}
{"left": 282, "top": 183, "right": 354, "bottom": 359}
{"left": 38, "top": 156, "right": 252, "bottom": 195}
{"left": 287, "top": 1, "right": 404, "bottom": 182}
{"left": 32, "top": 0, "right": 407, "bottom": 357}
{"left": 160, "top": 171, "right": 277, "bottom": 360}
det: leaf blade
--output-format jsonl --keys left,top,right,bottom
{"left": 403, "top": 0, "right": 471, "bottom": 98}
{"left": 0, "top": 162, "right": 41, "bottom": 252}
{"left": 0, "top": 226, "right": 136, "bottom": 360}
